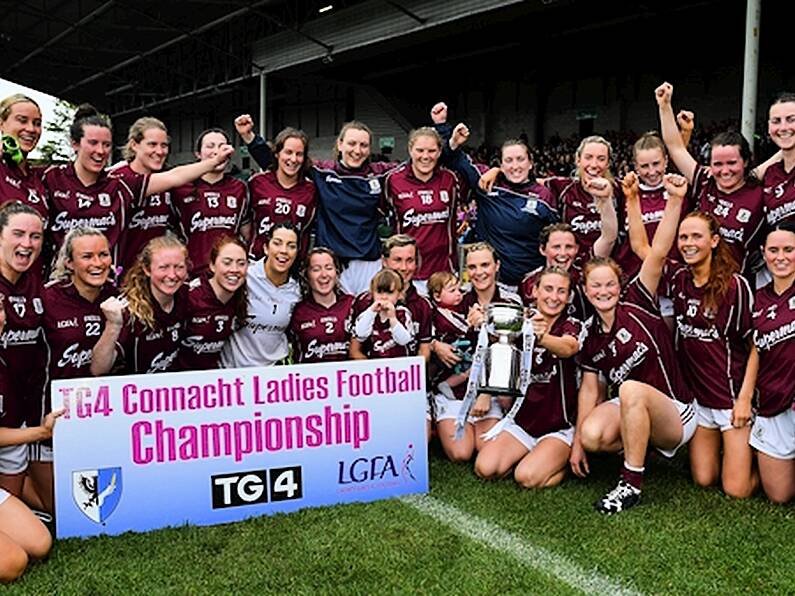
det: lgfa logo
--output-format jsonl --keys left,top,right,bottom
{"left": 337, "top": 444, "right": 416, "bottom": 485}
{"left": 72, "top": 467, "right": 123, "bottom": 524}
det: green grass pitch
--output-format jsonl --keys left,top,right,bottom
{"left": 13, "top": 446, "right": 795, "bottom": 595}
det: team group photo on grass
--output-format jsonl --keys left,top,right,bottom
{"left": 0, "top": 0, "right": 794, "bottom": 592}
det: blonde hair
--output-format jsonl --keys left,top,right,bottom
{"left": 575, "top": 135, "right": 613, "bottom": 182}
{"left": 370, "top": 268, "right": 404, "bottom": 295}
{"left": 408, "top": 127, "right": 442, "bottom": 151}
{"left": 427, "top": 271, "right": 458, "bottom": 302}
{"left": 123, "top": 116, "right": 168, "bottom": 162}
{"left": 335, "top": 121, "right": 372, "bottom": 157}
{"left": 50, "top": 227, "right": 108, "bottom": 281}
{"left": 0, "top": 94, "right": 41, "bottom": 123}
{"left": 122, "top": 234, "right": 188, "bottom": 330}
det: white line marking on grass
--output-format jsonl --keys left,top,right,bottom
{"left": 400, "top": 494, "right": 641, "bottom": 596}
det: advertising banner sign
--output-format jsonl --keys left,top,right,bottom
{"left": 53, "top": 357, "right": 427, "bottom": 538}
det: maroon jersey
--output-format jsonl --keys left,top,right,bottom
{"left": 752, "top": 282, "right": 795, "bottom": 416}
{"left": 356, "top": 304, "right": 413, "bottom": 359}
{"left": 0, "top": 160, "right": 49, "bottom": 223}
{"left": 613, "top": 183, "right": 684, "bottom": 281}
{"left": 43, "top": 164, "right": 138, "bottom": 264}
{"left": 547, "top": 177, "right": 624, "bottom": 267}
{"left": 289, "top": 293, "right": 354, "bottom": 363}
{"left": 172, "top": 175, "right": 248, "bottom": 275}
{"left": 384, "top": 164, "right": 458, "bottom": 280}
{"left": 38, "top": 279, "right": 116, "bottom": 421}
{"left": 0, "top": 269, "right": 44, "bottom": 428}
{"left": 578, "top": 278, "right": 692, "bottom": 403}
{"left": 352, "top": 284, "right": 432, "bottom": 355}
{"left": 116, "top": 285, "right": 188, "bottom": 374}
{"left": 430, "top": 302, "right": 472, "bottom": 398}
{"left": 246, "top": 171, "right": 317, "bottom": 262}
{"left": 178, "top": 277, "right": 237, "bottom": 371}
{"left": 691, "top": 165, "right": 765, "bottom": 272}
{"left": 519, "top": 264, "right": 590, "bottom": 322}
{"left": 515, "top": 314, "right": 582, "bottom": 437}
{"left": 110, "top": 163, "right": 178, "bottom": 273}
{"left": 664, "top": 266, "right": 752, "bottom": 409}
{"left": 762, "top": 161, "right": 795, "bottom": 227}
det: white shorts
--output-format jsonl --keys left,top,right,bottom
{"left": 0, "top": 443, "right": 28, "bottom": 475}
{"left": 0, "top": 488, "right": 9, "bottom": 506}
{"left": 607, "top": 395, "right": 697, "bottom": 458}
{"left": 695, "top": 404, "right": 735, "bottom": 432}
{"left": 433, "top": 393, "right": 502, "bottom": 423}
{"left": 28, "top": 443, "right": 53, "bottom": 463}
{"left": 502, "top": 421, "right": 574, "bottom": 452}
{"left": 412, "top": 279, "right": 428, "bottom": 297}
{"left": 750, "top": 409, "right": 795, "bottom": 460}
{"left": 339, "top": 259, "right": 382, "bottom": 296}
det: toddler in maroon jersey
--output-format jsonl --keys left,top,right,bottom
{"left": 350, "top": 268, "right": 414, "bottom": 360}
{"left": 427, "top": 271, "right": 471, "bottom": 397}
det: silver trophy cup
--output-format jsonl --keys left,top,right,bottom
{"left": 478, "top": 303, "right": 524, "bottom": 397}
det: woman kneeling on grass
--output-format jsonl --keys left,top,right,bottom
{"left": 572, "top": 173, "right": 697, "bottom": 514}
{"left": 749, "top": 222, "right": 795, "bottom": 504}
{"left": 474, "top": 267, "right": 582, "bottom": 488}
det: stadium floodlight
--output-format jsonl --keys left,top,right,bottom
{"left": 319, "top": 4, "right": 333, "bottom": 13}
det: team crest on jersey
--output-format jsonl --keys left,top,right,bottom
{"left": 736, "top": 208, "right": 751, "bottom": 223}
{"left": 98, "top": 193, "right": 111, "bottom": 207}
{"left": 767, "top": 304, "right": 778, "bottom": 320}
{"left": 72, "top": 467, "right": 122, "bottom": 524}
{"left": 440, "top": 190, "right": 450, "bottom": 204}
{"left": 522, "top": 198, "right": 538, "bottom": 214}
{"left": 226, "top": 196, "right": 237, "bottom": 209}
{"left": 789, "top": 297, "right": 795, "bottom": 310}
{"left": 368, "top": 178, "right": 381, "bottom": 194}
{"left": 297, "top": 204, "right": 307, "bottom": 217}
{"left": 32, "top": 298, "right": 43, "bottom": 315}
{"left": 27, "top": 188, "right": 41, "bottom": 204}
{"left": 616, "top": 328, "right": 632, "bottom": 344}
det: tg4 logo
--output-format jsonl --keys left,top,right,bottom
{"left": 211, "top": 465, "right": 302, "bottom": 509}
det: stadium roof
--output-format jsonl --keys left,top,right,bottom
{"left": 0, "top": 0, "right": 370, "bottom": 114}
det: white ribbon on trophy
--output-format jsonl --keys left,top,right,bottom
{"left": 480, "top": 318, "right": 535, "bottom": 441}
{"left": 454, "top": 304, "right": 535, "bottom": 440}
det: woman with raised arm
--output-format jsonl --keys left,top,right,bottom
{"left": 243, "top": 127, "right": 317, "bottom": 264}
{"left": 612, "top": 133, "right": 685, "bottom": 281}
{"left": 749, "top": 222, "right": 795, "bottom": 504}
{"left": 44, "top": 105, "right": 233, "bottom": 267}
{"left": 573, "top": 174, "right": 696, "bottom": 514}
{"left": 171, "top": 128, "right": 248, "bottom": 277}
{"left": 0, "top": 95, "right": 48, "bottom": 221}
{"left": 625, "top": 172, "right": 757, "bottom": 499}
{"left": 289, "top": 247, "right": 353, "bottom": 364}
{"left": 656, "top": 82, "right": 767, "bottom": 276}
{"left": 444, "top": 105, "right": 619, "bottom": 288}
{"left": 475, "top": 266, "right": 582, "bottom": 489}
{"left": 111, "top": 117, "right": 180, "bottom": 274}
{"left": 236, "top": 114, "right": 398, "bottom": 296}
{"left": 383, "top": 126, "right": 459, "bottom": 295}
{"left": 91, "top": 234, "right": 189, "bottom": 376}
